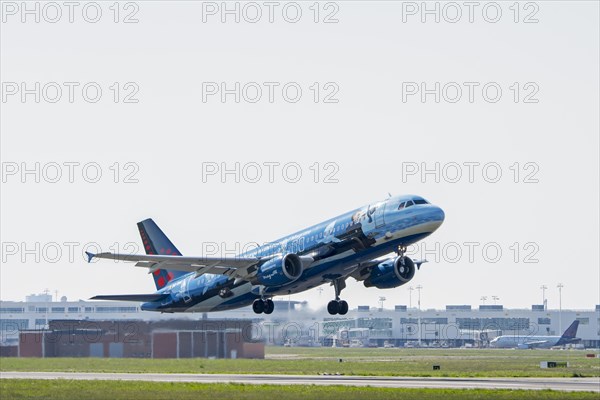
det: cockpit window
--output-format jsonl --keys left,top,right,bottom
{"left": 413, "top": 199, "right": 428, "bottom": 205}
{"left": 398, "top": 202, "right": 405, "bottom": 210}
{"left": 405, "top": 200, "right": 415, "bottom": 208}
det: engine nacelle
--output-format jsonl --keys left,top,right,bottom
{"left": 255, "top": 253, "right": 304, "bottom": 287}
{"left": 364, "top": 256, "right": 416, "bottom": 289}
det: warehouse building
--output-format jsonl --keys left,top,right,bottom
{"left": 17, "top": 319, "right": 264, "bottom": 359}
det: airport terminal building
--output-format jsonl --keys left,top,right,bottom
{"left": 1, "top": 294, "right": 599, "bottom": 350}
{"left": 319, "top": 304, "right": 600, "bottom": 349}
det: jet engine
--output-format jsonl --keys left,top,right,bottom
{"left": 255, "top": 253, "right": 304, "bottom": 287}
{"left": 364, "top": 256, "right": 416, "bottom": 289}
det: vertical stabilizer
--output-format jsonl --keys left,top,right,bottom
{"left": 556, "top": 320, "right": 580, "bottom": 345}
{"left": 137, "top": 218, "right": 187, "bottom": 289}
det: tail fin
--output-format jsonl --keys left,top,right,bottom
{"left": 138, "top": 218, "right": 187, "bottom": 290}
{"left": 560, "top": 320, "right": 580, "bottom": 338}
{"left": 556, "top": 320, "right": 580, "bottom": 345}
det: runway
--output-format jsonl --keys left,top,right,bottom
{"left": 1, "top": 372, "right": 599, "bottom": 392}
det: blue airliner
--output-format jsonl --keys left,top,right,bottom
{"left": 88, "top": 194, "right": 444, "bottom": 315}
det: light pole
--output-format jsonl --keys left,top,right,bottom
{"left": 557, "top": 283, "right": 564, "bottom": 333}
{"left": 408, "top": 286, "right": 414, "bottom": 309}
{"left": 416, "top": 285, "right": 423, "bottom": 311}
{"left": 379, "top": 296, "right": 386, "bottom": 311}
{"left": 415, "top": 285, "right": 423, "bottom": 346}
{"left": 540, "top": 285, "right": 547, "bottom": 310}
{"left": 492, "top": 296, "right": 499, "bottom": 305}
{"left": 43, "top": 288, "right": 50, "bottom": 329}
{"left": 480, "top": 296, "right": 487, "bottom": 305}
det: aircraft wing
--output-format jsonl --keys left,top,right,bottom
{"left": 350, "top": 259, "right": 382, "bottom": 281}
{"left": 86, "top": 251, "right": 262, "bottom": 280}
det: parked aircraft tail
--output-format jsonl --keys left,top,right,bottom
{"left": 138, "top": 218, "right": 187, "bottom": 289}
{"left": 556, "top": 320, "right": 580, "bottom": 345}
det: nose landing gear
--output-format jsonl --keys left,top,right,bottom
{"left": 252, "top": 298, "right": 274, "bottom": 314}
{"left": 396, "top": 245, "right": 407, "bottom": 257}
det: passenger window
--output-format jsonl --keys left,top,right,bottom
{"left": 398, "top": 202, "right": 405, "bottom": 210}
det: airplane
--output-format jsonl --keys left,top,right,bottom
{"left": 489, "top": 320, "right": 581, "bottom": 349}
{"left": 87, "top": 194, "right": 445, "bottom": 315}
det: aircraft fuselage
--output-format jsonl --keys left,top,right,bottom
{"left": 139, "top": 194, "right": 445, "bottom": 313}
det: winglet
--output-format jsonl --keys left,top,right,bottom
{"left": 85, "top": 251, "right": 96, "bottom": 263}
{"left": 414, "top": 259, "right": 428, "bottom": 270}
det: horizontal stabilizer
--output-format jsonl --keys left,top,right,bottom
{"left": 90, "top": 294, "right": 169, "bottom": 302}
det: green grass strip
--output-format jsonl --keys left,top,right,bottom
{"left": 1, "top": 380, "right": 599, "bottom": 400}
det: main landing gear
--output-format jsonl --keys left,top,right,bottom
{"left": 253, "top": 298, "right": 274, "bottom": 314}
{"left": 327, "top": 278, "right": 349, "bottom": 315}
{"left": 327, "top": 299, "right": 348, "bottom": 315}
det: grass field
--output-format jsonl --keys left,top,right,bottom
{"left": 1, "top": 347, "right": 598, "bottom": 378}
{"left": 1, "top": 380, "right": 599, "bottom": 400}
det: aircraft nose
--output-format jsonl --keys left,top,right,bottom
{"left": 430, "top": 205, "right": 445, "bottom": 228}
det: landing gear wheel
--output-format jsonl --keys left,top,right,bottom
{"left": 327, "top": 300, "right": 340, "bottom": 315}
{"left": 252, "top": 299, "right": 265, "bottom": 314}
{"left": 264, "top": 299, "right": 274, "bottom": 314}
{"left": 327, "top": 277, "right": 349, "bottom": 315}
{"left": 338, "top": 300, "right": 349, "bottom": 315}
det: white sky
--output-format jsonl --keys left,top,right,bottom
{"left": 1, "top": 1, "right": 598, "bottom": 311}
